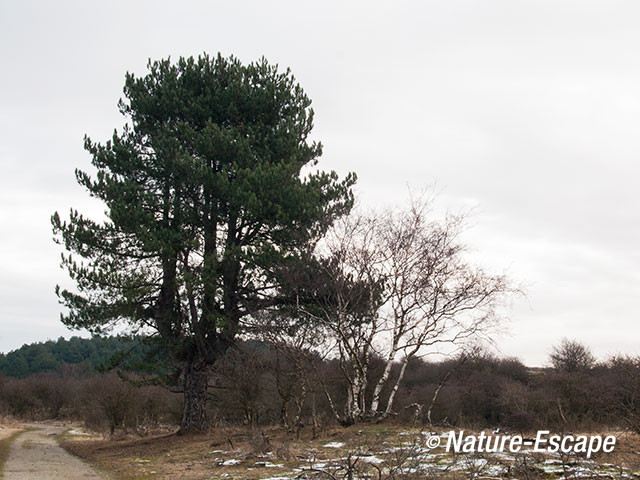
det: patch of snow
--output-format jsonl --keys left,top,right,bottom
{"left": 354, "top": 455, "right": 384, "bottom": 464}
{"left": 323, "top": 442, "right": 345, "bottom": 448}
{"left": 255, "top": 461, "right": 284, "bottom": 468}
{"left": 484, "top": 464, "right": 505, "bottom": 476}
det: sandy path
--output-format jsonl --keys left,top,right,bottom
{"left": 3, "top": 424, "right": 107, "bottom": 479}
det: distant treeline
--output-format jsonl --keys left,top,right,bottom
{"left": 0, "top": 336, "right": 144, "bottom": 378}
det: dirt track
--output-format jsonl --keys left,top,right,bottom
{"left": 3, "top": 424, "right": 107, "bottom": 479}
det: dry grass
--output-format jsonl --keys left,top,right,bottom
{"left": 0, "top": 418, "right": 23, "bottom": 441}
{"left": 591, "top": 430, "right": 640, "bottom": 472}
{"left": 59, "top": 425, "right": 640, "bottom": 480}
{"left": 60, "top": 425, "right": 423, "bottom": 479}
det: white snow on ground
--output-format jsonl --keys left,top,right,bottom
{"left": 353, "top": 455, "right": 384, "bottom": 464}
{"left": 483, "top": 464, "right": 506, "bottom": 476}
{"left": 207, "top": 432, "right": 640, "bottom": 480}
{"left": 322, "top": 441, "right": 345, "bottom": 448}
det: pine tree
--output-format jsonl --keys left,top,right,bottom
{"left": 52, "top": 54, "right": 355, "bottom": 431}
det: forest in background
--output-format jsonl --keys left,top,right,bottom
{"left": 0, "top": 336, "right": 144, "bottom": 378}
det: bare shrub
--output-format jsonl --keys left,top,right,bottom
{"left": 549, "top": 338, "right": 596, "bottom": 373}
{"left": 80, "top": 373, "right": 176, "bottom": 436}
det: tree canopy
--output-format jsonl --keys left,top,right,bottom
{"left": 52, "top": 53, "right": 355, "bottom": 431}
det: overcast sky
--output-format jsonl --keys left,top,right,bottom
{"left": 1, "top": 0, "right": 639, "bottom": 365}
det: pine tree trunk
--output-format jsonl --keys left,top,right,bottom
{"left": 179, "top": 357, "right": 208, "bottom": 433}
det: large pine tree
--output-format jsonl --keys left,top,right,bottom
{"left": 52, "top": 54, "right": 355, "bottom": 431}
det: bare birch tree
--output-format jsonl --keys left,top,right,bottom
{"left": 290, "top": 196, "right": 511, "bottom": 424}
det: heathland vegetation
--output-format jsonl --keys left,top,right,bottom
{"left": 1, "top": 336, "right": 639, "bottom": 438}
